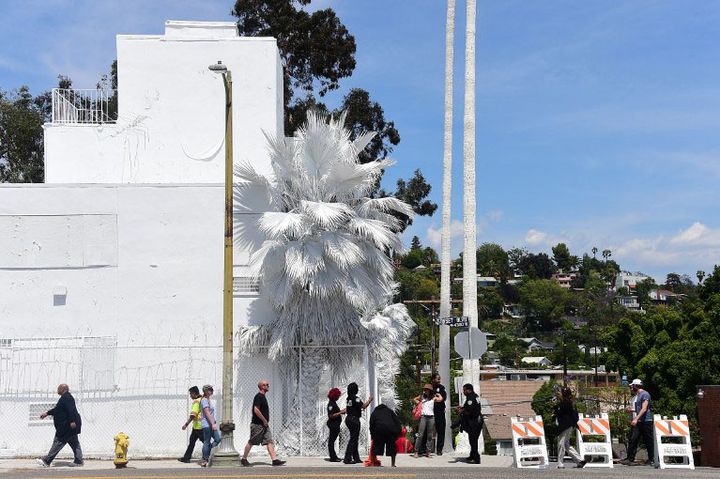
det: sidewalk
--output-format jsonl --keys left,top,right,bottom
{"left": 0, "top": 454, "right": 513, "bottom": 472}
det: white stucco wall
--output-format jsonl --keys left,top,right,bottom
{"left": 44, "top": 21, "right": 283, "bottom": 184}
{"left": 0, "top": 183, "right": 278, "bottom": 456}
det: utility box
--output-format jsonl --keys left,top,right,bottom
{"left": 697, "top": 385, "right": 720, "bottom": 467}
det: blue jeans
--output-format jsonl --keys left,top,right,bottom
{"left": 202, "top": 427, "right": 221, "bottom": 460}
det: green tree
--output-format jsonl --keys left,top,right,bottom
{"left": 0, "top": 87, "right": 45, "bottom": 182}
{"left": 635, "top": 277, "right": 657, "bottom": 310}
{"left": 476, "top": 243, "right": 510, "bottom": 281}
{"left": 518, "top": 279, "right": 571, "bottom": 330}
{"left": 233, "top": 1, "right": 436, "bottom": 228}
{"left": 410, "top": 235, "right": 422, "bottom": 251}
{"left": 552, "top": 242, "right": 578, "bottom": 272}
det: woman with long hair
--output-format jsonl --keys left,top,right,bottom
{"left": 413, "top": 383, "right": 443, "bottom": 457}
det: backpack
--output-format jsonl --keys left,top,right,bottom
{"left": 411, "top": 401, "right": 423, "bottom": 421}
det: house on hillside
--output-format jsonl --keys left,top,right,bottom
{"left": 649, "top": 289, "right": 683, "bottom": 304}
{"left": 521, "top": 356, "right": 552, "bottom": 367}
{"left": 519, "top": 337, "right": 556, "bottom": 352}
{"left": 615, "top": 271, "right": 652, "bottom": 291}
{"left": 552, "top": 271, "right": 577, "bottom": 289}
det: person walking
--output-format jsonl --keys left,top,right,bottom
{"left": 343, "top": 382, "right": 373, "bottom": 464}
{"left": 179, "top": 386, "right": 203, "bottom": 463}
{"left": 199, "top": 385, "right": 220, "bottom": 467}
{"left": 36, "top": 384, "right": 83, "bottom": 467}
{"left": 326, "top": 387, "right": 345, "bottom": 462}
{"left": 413, "top": 383, "right": 442, "bottom": 458}
{"left": 457, "top": 383, "right": 482, "bottom": 464}
{"left": 369, "top": 404, "right": 402, "bottom": 467}
{"left": 553, "top": 387, "right": 586, "bottom": 469}
{"left": 431, "top": 373, "right": 448, "bottom": 455}
{"left": 241, "top": 380, "right": 285, "bottom": 467}
{"left": 621, "top": 379, "right": 655, "bottom": 466}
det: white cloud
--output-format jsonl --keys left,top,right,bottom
{"left": 525, "top": 228, "right": 547, "bottom": 245}
{"left": 670, "top": 221, "right": 720, "bottom": 246}
{"left": 427, "top": 220, "right": 464, "bottom": 249}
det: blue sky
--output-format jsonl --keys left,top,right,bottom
{"left": 2, "top": 0, "right": 720, "bottom": 281}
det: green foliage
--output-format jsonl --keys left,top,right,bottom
{"left": 0, "top": 87, "right": 45, "bottom": 182}
{"left": 234, "top": 1, "right": 436, "bottom": 230}
{"left": 478, "top": 286, "right": 504, "bottom": 320}
{"left": 531, "top": 380, "right": 559, "bottom": 453}
{"left": 552, "top": 242, "right": 578, "bottom": 272}
{"left": 476, "top": 243, "right": 510, "bottom": 281}
{"left": 604, "top": 297, "right": 720, "bottom": 422}
{"left": 518, "top": 279, "right": 571, "bottom": 330}
{"left": 491, "top": 333, "right": 524, "bottom": 367}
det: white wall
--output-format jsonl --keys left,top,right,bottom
{"left": 44, "top": 21, "right": 283, "bottom": 184}
{"left": 0, "top": 183, "right": 278, "bottom": 456}
{"left": 0, "top": 183, "right": 272, "bottom": 343}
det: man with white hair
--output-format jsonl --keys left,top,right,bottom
{"left": 620, "top": 379, "right": 655, "bottom": 466}
{"left": 36, "top": 384, "right": 83, "bottom": 467}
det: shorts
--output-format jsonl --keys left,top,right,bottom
{"left": 249, "top": 423, "right": 273, "bottom": 446}
{"left": 371, "top": 434, "right": 397, "bottom": 456}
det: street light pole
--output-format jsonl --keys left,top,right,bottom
{"left": 208, "top": 61, "right": 240, "bottom": 466}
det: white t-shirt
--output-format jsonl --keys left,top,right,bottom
{"left": 421, "top": 398, "right": 434, "bottom": 416}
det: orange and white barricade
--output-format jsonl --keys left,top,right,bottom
{"left": 654, "top": 414, "right": 694, "bottom": 469}
{"left": 511, "top": 415, "right": 549, "bottom": 468}
{"left": 576, "top": 413, "right": 613, "bottom": 468}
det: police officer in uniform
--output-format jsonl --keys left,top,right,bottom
{"left": 431, "top": 373, "right": 448, "bottom": 455}
{"left": 326, "top": 387, "right": 344, "bottom": 462}
{"left": 457, "top": 383, "right": 482, "bottom": 464}
{"left": 343, "top": 382, "right": 373, "bottom": 464}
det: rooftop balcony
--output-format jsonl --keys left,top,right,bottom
{"left": 51, "top": 88, "right": 118, "bottom": 124}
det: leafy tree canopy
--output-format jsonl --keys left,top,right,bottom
{"left": 476, "top": 243, "right": 510, "bottom": 281}
{"left": 234, "top": 1, "right": 436, "bottom": 230}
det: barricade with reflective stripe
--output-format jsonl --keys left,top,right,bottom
{"left": 576, "top": 413, "right": 613, "bottom": 468}
{"left": 653, "top": 414, "right": 694, "bottom": 469}
{"left": 511, "top": 415, "right": 549, "bottom": 468}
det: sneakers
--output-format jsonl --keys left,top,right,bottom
{"left": 577, "top": 460, "right": 586, "bottom": 468}
{"left": 177, "top": 458, "right": 191, "bottom": 463}
{"left": 68, "top": 462, "right": 84, "bottom": 467}
{"left": 240, "top": 458, "right": 251, "bottom": 467}
{"left": 271, "top": 459, "right": 286, "bottom": 466}
{"left": 36, "top": 458, "right": 49, "bottom": 468}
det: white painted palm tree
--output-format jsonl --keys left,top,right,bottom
{"left": 439, "top": 0, "right": 456, "bottom": 454}
{"left": 236, "top": 111, "right": 414, "bottom": 454}
{"left": 462, "top": 0, "right": 479, "bottom": 388}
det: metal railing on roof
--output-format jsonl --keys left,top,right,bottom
{"left": 51, "top": 88, "right": 118, "bottom": 124}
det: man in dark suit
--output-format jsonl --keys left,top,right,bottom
{"left": 36, "top": 384, "right": 83, "bottom": 467}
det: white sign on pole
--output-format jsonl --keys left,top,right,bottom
{"left": 454, "top": 328, "right": 488, "bottom": 360}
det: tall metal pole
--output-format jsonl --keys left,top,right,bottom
{"left": 212, "top": 68, "right": 240, "bottom": 466}
{"left": 439, "top": 0, "right": 456, "bottom": 454}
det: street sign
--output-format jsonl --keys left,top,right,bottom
{"left": 435, "top": 316, "right": 469, "bottom": 327}
{"left": 454, "top": 328, "right": 488, "bottom": 360}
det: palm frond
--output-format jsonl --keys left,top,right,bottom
{"left": 258, "top": 211, "right": 307, "bottom": 240}
{"left": 300, "top": 200, "right": 353, "bottom": 230}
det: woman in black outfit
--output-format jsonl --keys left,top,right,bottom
{"left": 553, "top": 387, "right": 586, "bottom": 469}
{"left": 343, "top": 382, "right": 373, "bottom": 464}
{"left": 326, "top": 387, "right": 345, "bottom": 462}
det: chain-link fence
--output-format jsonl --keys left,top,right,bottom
{"left": 0, "top": 337, "right": 370, "bottom": 459}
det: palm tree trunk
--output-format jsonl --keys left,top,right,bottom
{"left": 462, "top": 0, "right": 480, "bottom": 392}
{"left": 439, "top": 0, "right": 456, "bottom": 455}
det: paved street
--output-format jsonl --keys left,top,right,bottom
{"left": 1, "top": 457, "right": 715, "bottom": 479}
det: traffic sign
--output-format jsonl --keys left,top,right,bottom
{"left": 435, "top": 316, "right": 469, "bottom": 327}
{"left": 454, "top": 328, "right": 488, "bottom": 359}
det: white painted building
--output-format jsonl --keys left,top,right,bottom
{"left": 0, "top": 21, "right": 366, "bottom": 459}
{"left": 615, "top": 270, "right": 651, "bottom": 291}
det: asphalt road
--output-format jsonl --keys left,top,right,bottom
{"left": 3, "top": 466, "right": 717, "bottom": 479}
